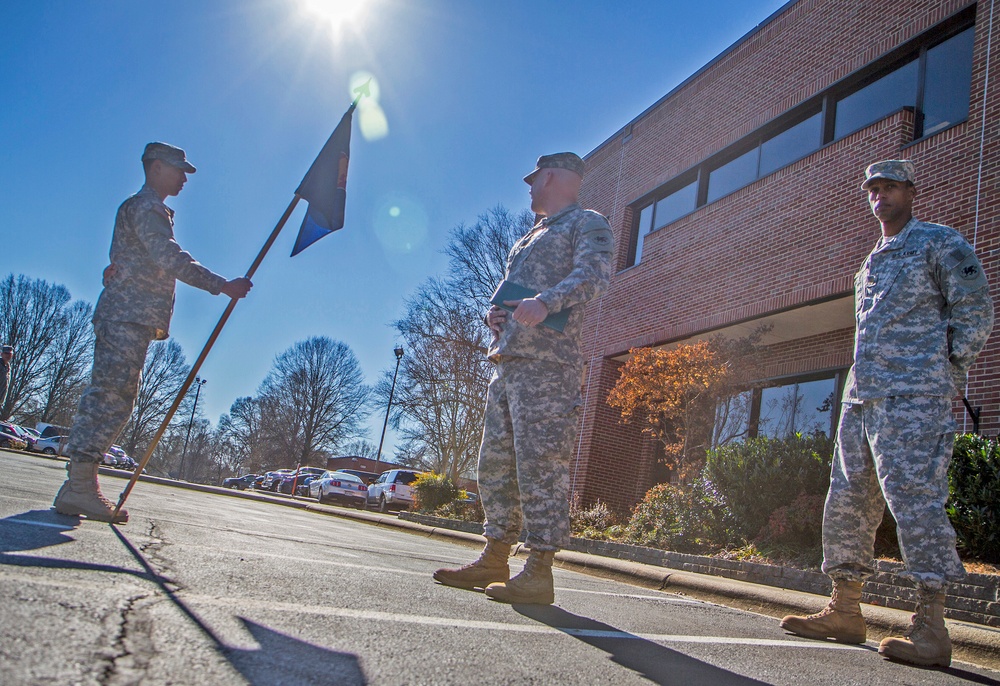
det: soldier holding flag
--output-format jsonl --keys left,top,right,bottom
{"left": 53, "top": 142, "right": 252, "bottom": 524}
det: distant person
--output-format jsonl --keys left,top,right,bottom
{"left": 0, "top": 344, "right": 13, "bottom": 417}
{"left": 780, "top": 160, "right": 994, "bottom": 667}
{"left": 53, "top": 142, "right": 252, "bottom": 524}
{"left": 434, "top": 153, "right": 614, "bottom": 604}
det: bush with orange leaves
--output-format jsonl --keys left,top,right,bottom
{"left": 607, "top": 341, "right": 729, "bottom": 483}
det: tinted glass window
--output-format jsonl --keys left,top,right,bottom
{"left": 712, "top": 390, "right": 753, "bottom": 448}
{"left": 758, "top": 377, "right": 837, "bottom": 439}
{"left": 922, "top": 27, "right": 975, "bottom": 137}
{"left": 707, "top": 147, "right": 758, "bottom": 203}
{"left": 834, "top": 59, "right": 918, "bottom": 139}
{"left": 759, "top": 112, "right": 822, "bottom": 176}
{"left": 634, "top": 203, "right": 653, "bottom": 264}
{"left": 653, "top": 181, "right": 698, "bottom": 230}
{"left": 396, "top": 472, "right": 418, "bottom": 485}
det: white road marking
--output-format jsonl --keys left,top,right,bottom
{"left": 3, "top": 519, "right": 76, "bottom": 530}
{"left": 188, "top": 595, "right": 865, "bottom": 651}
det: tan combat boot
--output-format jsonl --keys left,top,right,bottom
{"left": 780, "top": 579, "right": 866, "bottom": 644}
{"left": 879, "top": 589, "right": 951, "bottom": 667}
{"left": 53, "top": 461, "right": 129, "bottom": 524}
{"left": 433, "top": 538, "right": 511, "bottom": 590}
{"left": 484, "top": 549, "right": 555, "bottom": 605}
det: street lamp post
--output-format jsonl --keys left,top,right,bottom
{"left": 375, "top": 346, "right": 404, "bottom": 470}
{"left": 179, "top": 376, "right": 207, "bottom": 480}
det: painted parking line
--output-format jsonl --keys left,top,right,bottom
{"left": 189, "top": 595, "right": 864, "bottom": 652}
{"left": 3, "top": 519, "right": 77, "bottom": 530}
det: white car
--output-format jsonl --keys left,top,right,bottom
{"left": 308, "top": 471, "right": 368, "bottom": 508}
{"left": 365, "top": 469, "right": 421, "bottom": 513}
{"left": 35, "top": 435, "right": 69, "bottom": 456}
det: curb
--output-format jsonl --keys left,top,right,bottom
{"left": 46, "top": 456, "right": 1000, "bottom": 671}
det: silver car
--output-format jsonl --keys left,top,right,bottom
{"left": 309, "top": 471, "right": 368, "bottom": 508}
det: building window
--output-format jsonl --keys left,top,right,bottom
{"left": 921, "top": 26, "right": 975, "bottom": 137}
{"left": 759, "top": 111, "right": 822, "bottom": 177}
{"left": 757, "top": 377, "right": 837, "bottom": 439}
{"left": 713, "top": 373, "right": 840, "bottom": 447}
{"left": 633, "top": 203, "right": 654, "bottom": 264}
{"left": 707, "top": 147, "right": 758, "bottom": 204}
{"left": 625, "top": 12, "right": 974, "bottom": 258}
{"left": 834, "top": 59, "right": 918, "bottom": 140}
{"left": 629, "top": 176, "right": 697, "bottom": 266}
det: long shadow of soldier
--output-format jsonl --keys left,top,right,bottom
{"left": 514, "top": 604, "right": 770, "bottom": 686}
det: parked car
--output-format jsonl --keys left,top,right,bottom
{"left": 0, "top": 426, "right": 28, "bottom": 451}
{"left": 102, "top": 445, "right": 135, "bottom": 470}
{"left": 252, "top": 474, "right": 266, "bottom": 489}
{"left": 294, "top": 475, "right": 322, "bottom": 497}
{"left": 222, "top": 474, "right": 258, "bottom": 490}
{"left": 35, "top": 435, "right": 68, "bottom": 456}
{"left": 260, "top": 469, "right": 294, "bottom": 492}
{"left": 277, "top": 467, "right": 326, "bottom": 495}
{"left": 337, "top": 469, "right": 379, "bottom": 484}
{"left": 365, "top": 469, "right": 421, "bottom": 512}
{"left": 2, "top": 423, "right": 37, "bottom": 452}
{"left": 309, "top": 471, "right": 368, "bottom": 508}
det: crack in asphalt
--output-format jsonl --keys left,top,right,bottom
{"left": 97, "top": 520, "right": 181, "bottom": 686}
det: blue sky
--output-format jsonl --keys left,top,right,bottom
{"left": 1, "top": 0, "right": 789, "bottom": 455}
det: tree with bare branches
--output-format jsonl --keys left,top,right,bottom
{"left": 257, "top": 337, "right": 371, "bottom": 467}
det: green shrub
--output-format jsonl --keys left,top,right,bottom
{"left": 948, "top": 434, "right": 1000, "bottom": 563}
{"left": 435, "top": 498, "right": 485, "bottom": 523}
{"left": 704, "top": 433, "right": 834, "bottom": 540}
{"left": 411, "top": 472, "right": 458, "bottom": 513}
{"left": 622, "top": 478, "right": 737, "bottom": 553}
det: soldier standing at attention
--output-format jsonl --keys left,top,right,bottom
{"left": 781, "top": 160, "right": 994, "bottom": 667}
{"left": 53, "top": 142, "right": 252, "bottom": 524}
{"left": 434, "top": 153, "right": 614, "bottom": 604}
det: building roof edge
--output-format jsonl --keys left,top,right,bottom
{"left": 584, "top": 0, "right": 803, "bottom": 162}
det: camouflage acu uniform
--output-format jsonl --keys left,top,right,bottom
{"left": 67, "top": 184, "right": 228, "bottom": 463}
{"left": 480, "top": 202, "right": 614, "bottom": 551}
{"left": 823, "top": 217, "right": 994, "bottom": 590}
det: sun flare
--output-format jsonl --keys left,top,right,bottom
{"left": 300, "top": 0, "right": 366, "bottom": 30}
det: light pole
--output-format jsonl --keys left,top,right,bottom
{"left": 376, "top": 346, "right": 404, "bottom": 470}
{"left": 179, "top": 376, "right": 206, "bottom": 480}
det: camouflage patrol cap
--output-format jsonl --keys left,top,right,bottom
{"left": 861, "top": 159, "right": 915, "bottom": 190}
{"left": 523, "top": 152, "right": 586, "bottom": 184}
{"left": 142, "top": 142, "right": 196, "bottom": 173}
{"left": 1, "top": 345, "right": 13, "bottom": 354}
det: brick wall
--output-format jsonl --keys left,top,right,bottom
{"left": 573, "top": 0, "right": 1000, "bottom": 509}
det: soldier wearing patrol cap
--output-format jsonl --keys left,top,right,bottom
{"left": 53, "top": 142, "right": 253, "bottom": 524}
{"left": 434, "top": 152, "right": 614, "bottom": 604}
{"left": 781, "top": 160, "right": 994, "bottom": 667}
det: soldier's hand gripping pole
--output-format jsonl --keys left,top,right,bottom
{"left": 112, "top": 196, "right": 303, "bottom": 521}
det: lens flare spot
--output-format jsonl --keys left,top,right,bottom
{"left": 374, "top": 195, "right": 428, "bottom": 255}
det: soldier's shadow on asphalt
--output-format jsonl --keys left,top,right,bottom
{"left": 514, "top": 604, "right": 770, "bottom": 685}
{"left": 0, "top": 509, "right": 79, "bottom": 554}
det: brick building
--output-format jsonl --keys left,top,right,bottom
{"left": 573, "top": 0, "right": 999, "bottom": 512}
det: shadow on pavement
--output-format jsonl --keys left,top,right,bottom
{"left": 515, "top": 604, "right": 770, "bottom": 686}
{"left": 0, "top": 508, "right": 81, "bottom": 553}
{"left": 112, "top": 526, "right": 365, "bottom": 686}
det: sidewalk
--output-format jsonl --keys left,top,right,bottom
{"left": 85, "top": 461, "right": 1000, "bottom": 671}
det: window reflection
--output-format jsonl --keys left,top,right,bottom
{"left": 634, "top": 203, "right": 653, "bottom": 264}
{"left": 922, "top": 27, "right": 975, "bottom": 137}
{"left": 654, "top": 181, "right": 698, "bottom": 230}
{"left": 758, "top": 378, "right": 836, "bottom": 439}
{"left": 707, "top": 148, "right": 758, "bottom": 203}
{"left": 834, "top": 59, "right": 918, "bottom": 139}
{"left": 760, "top": 112, "right": 822, "bottom": 177}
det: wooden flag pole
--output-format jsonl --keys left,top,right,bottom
{"left": 113, "top": 195, "right": 302, "bottom": 520}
